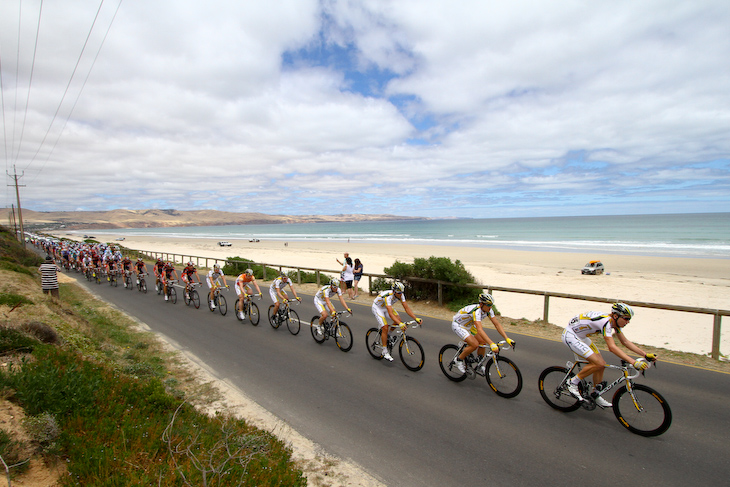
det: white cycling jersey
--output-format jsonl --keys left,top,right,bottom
{"left": 372, "top": 290, "right": 405, "bottom": 311}
{"left": 565, "top": 312, "right": 621, "bottom": 340}
{"left": 315, "top": 285, "right": 341, "bottom": 302}
{"left": 452, "top": 304, "right": 494, "bottom": 328}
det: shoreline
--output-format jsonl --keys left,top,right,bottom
{"left": 57, "top": 232, "right": 730, "bottom": 356}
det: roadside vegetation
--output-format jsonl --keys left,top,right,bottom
{"left": 0, "top": 227, "right": 306, "bottom": 486}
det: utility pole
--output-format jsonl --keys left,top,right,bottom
{"left": 7, "top": 167, "right": 26, "bottom": 248}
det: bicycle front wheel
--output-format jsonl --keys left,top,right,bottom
{"left": 125, "top": 276, "right": 133, "bottom": 290}
{"left": 485, "top": 356, "right": 522, "bottom": 398}
{"left": 190, "top": 290, "right": 200, "bottom": 309}
{"left": 140, "top": 279, "right": 147, "bottom": 293}
{"left": 335, "top": 322, "right": 353, "bottom": 352}
{"left": 310, "top": 317, "right": 326, "bottom": 344}
{"left": 248, "top": 302, "right": 260, "bottom": 325}
{"left": 399, "top": 336, "right": 424, "bottom": 371}
{"left": 217, "top": 294, "right": 227, "bottom": 316}
{"left": 538, "top": 366, "right": 581, "bottom": 412}
{"left": 438, "top": 344, "right": 467, "bottom": 382}
{"left": 365, "top": 328, "right": 384, "bottom": 360}
{"left": 169, "top": 287, "right": 177, "bottom": 304}
{"left": 286, "top": 309, "right": 300, "bottom": 335}
{"left": 612, "top": 384, "right": 672, "bottom": 437}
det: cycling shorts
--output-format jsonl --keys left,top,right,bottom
{"left": 269, "top": 288, "right": 287, "bottom": 303}
{"left": 236, "top": 283, "right": 252, "bottom": 297}
{"left": 371, "top": 304, "right": 397, "bottom": 328}
{"left": 562, "top": 330, "right": 599, "bottom": 359}
{"left": 207, "top": 277, "right": 221, "bottom": 289}
{"left": 451, "top": 322, "right": 478, "bottom": 341}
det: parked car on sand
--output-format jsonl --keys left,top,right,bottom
{"left": 218, "top": 241, "right": 232, "bottom": 247}
{"left": 581, "top": 260, "right": 604, "bottom": 275}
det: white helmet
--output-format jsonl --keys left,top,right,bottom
{"left": 392, "top": 282, "right": 405, "bottom": 293}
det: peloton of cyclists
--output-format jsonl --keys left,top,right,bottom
{"left": 313, "top": 278, "right": 352, "bottom": 334}
{"left": 562, "top": 303, "right": 657, "bottom": 408}
{"left": 235, "top": 268, "right": 262, "bottom": 320}
{"left": 371, "top": 281, "right": 422, "bottom": 362}
{"left": 451, "top": 293, "right": 515, "bottom": 374}
{"left": 269, "top": 272, "right": 301, "bottom": 316}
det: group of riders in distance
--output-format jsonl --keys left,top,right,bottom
{"left": 41, "top": 238, "right": 672, "bottom": 437}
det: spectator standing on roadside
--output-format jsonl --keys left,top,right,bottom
{"left": 39, "top": 255, "right": 61, "bottom": 299}
{"left": 352, "top": 258, "right": 363, "bottom": 299}
{"left": 341, "top": 256, "right": 355, "bottom": 299}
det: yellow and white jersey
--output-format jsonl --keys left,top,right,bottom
{"left": 452, "top": 304, "right": 494, "bottom": 327}
{"left": 315, "top": 285, "right": 341, "bottom": 302}
{"left": 566, "top": 311, "right": 621, "bottom": 339}
{"left": 372, "top": 290, "right": 405, "bottom": 311}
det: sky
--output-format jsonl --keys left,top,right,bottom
{"left": 1, "top": 0, "right": 729, "bottom": 219}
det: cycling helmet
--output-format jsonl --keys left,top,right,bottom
{"left": 330, "top": 277, "right": 340, "bottom": 287}
{"left": 245, "top": 268, "right": 254, "bottom": 276}
{"left": 137, "top": 257, "right": 143, "bottom": 262}
{"left": 187, "top": 261, "right": 194, "bottom": 266}
{"left": 392, "top": 282, "right": 405, "bottom": 293}
{"left": 280, "top": 272, "right": 288, "bottom": 279}
{"left": 612, "top": 302, "right": 634, "bottom": 319}
{"left": 478, "top": 293, "right": 495, "bottom": 306}
{"left": 157, "top": 258, "right": 163, "bottom": 262}
{"left": 213, "top": 264, "right": 220, "bottom": 270}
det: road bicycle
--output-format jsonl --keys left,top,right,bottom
{"left": 155, "top": 275, "right": 163, "bottom": 295}
{"left": 310, "top": 311, "right": 353, "bottom": 352}
{"left": 438, "top": 340, "right": 522, "bottom": 398}
{"left": 236, "top": 293, "right": 261, "bottom": 325}
{"left": 208, "top": 285, "right": 229, "bottom": 316}
{"left": 267, "top": 299, "right": 301, "bottom": 335}
{"left": 123, "top": 270, "right": 134, "bottom": 290}
{"left": 538, "top": 359, "right": 672, "bottom": 437}
{"left": 183, "top": 282, "right": 201, "bottom": 309}
{"left": 365, "top": 320, "right": 424, "bottom": 371}
{"left": 136, "top": 272, "right": 148, "bottom": 293}
{"left": 163, "top": 279, "right": 178, "bottom": 304}
{"left": 94, "top": 267, "right": 105, "bottom": 285}
{"left": 107, "top": 268, "right": 118, "bottom": 287}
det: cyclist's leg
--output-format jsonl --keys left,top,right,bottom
{"left": 314, "top": 298, "right": 328, "bottom": 325}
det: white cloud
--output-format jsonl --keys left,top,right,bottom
{"left": 1, "top": 0, "right": 728, "bottom": 217}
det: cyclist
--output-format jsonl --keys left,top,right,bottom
{"left": 269, "top": 273, "right": 300, "bottom": 316}
{"left": 371, "top": 282, "right": 422, "bottom": 361}
{"left": 181, "top": 262, "right": 202, "bottom": 298}
{"left": 207, "top": 264, "right": 228, "bottom": 309}
{"left": 162, "top": 261, "right": 177, "bottom": 301}
{"left": 313, "top": 278, "right": 352, "bottom": 334}
{"left": 134, "top": 257, "right": 148, "bottom": 285}
{"left": 562, "top": 303, "right": 657, "bottom": 408}
{"left": 120, "top": 255, "right": 133, "bottom": 287}
{"left": 153, "top": 258, "right": 165, "bottom": 291}
{"left": 451, "top": 293, "right": 515, "bottom": 374}
{"left": 235, "top": 268, "right": 262, "bottom": 320}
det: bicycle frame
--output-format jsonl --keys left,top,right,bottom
{"left": 561, "top": 360, "right": 645, "bottom": 409}
{"left": 454, "top": 340, "right": 511, "bottom": 378}
{"left": 384, "top": 321, "right": 420, "bottom": 353}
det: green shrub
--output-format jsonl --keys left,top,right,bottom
{"left": 223, "top": 257, "right": 266, "bottom": 279}
{"left": 384, "top": 256, "right": 482, "bottom": 306}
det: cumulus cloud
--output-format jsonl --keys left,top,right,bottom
{"left": 1, "top": 0, "right": 728, "bottom": 217}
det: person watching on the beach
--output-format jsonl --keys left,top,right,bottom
{"left": 451, "top": 293, "right": 515, "bottom": 374}
{"left": 313, "top": 278, "right": 352, "bottom": 333}
{"left": 562, "top": 303, "right": 657, "bottom": 408}
{"left": 181, "top": 262, "right": 202, "bottom": 296}
{"left": 134, "top": 258, "right": 147, "bottom": 284}
{"left": 371, "top": 281, "right": 422, "bottom": 362}
{"left": 162, "top": 261, "right": 177, "bottom": 301}
{"left": 352, "top": 258, "right": 363, "bottom": 299}
{"left": 269, "top": 273, "right": 300, "bottom": 316}
{"left": 207, "top": 264, "right": 228, "bottom": 309}
{"left": 341, "top": 257, "right": 355, "bottom": 299}
{"left": 235, "top": 268, "right": 262, "bottom": 319}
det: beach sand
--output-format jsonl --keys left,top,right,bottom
{"left": 66, "top": 233, "right": 730, "bottom": 357}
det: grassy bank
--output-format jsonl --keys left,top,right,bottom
{"left": 0, "top": 227, "right": 306, "bottom": 486}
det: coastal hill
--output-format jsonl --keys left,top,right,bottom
{"left": 10, "top": 208, "right": 426, "bottom": 230}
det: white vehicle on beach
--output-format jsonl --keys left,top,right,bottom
{"left": 218, "top": 241, "right": 232, "bottom": 247}
{"left": 581, "top": 260, "right": 604, "bottom": 275}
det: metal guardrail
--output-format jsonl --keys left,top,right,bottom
{"left": 137, "top": 249, "right": 728, "bottom": 360}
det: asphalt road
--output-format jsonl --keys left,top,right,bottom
{"left": 67, "top": 271, "right": 730, "bottom": 487}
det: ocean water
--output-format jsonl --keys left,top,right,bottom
{"left": 81, "top": 213, "right": 730, "bottom": 259}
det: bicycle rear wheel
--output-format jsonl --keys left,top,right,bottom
{"left": 310, "top": 317, "right": 326, "bottom": 344}
{"left": 268, "top": 305, "right": 280, "bottom": 328}
{"left": 485, "top": 356, "right": 522, "bottom": 398}
{"left": 287, "top": 309, "right": 300, "bottom": 335}
{"left": 399, "top": 336, "right": 424, "bottom": 371}
{"left": 248, "top": 302, "right": 260, "bottom": 325}
{"left": 365, "top": 328, "right": 384, "bottom": 360}
{"left": 612, "top": 384, "right": 672, "bottom": 437}
{"left": 139, "top": 278, "right": 147, "bottom": 293}
{"left": 538, "top": 366, "right": 581, "bottom": 412}
{"left": 217, "top": 294, "right": 227, "bottom": 315}
{"left": 335, "top": 322, "right": 353, "bottom": 352}
{"left": 438, "top": 344, "right": 467, "bottom": 382}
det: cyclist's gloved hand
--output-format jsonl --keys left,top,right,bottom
{"left": 490, "top": 342, "right": 500, "bottom": 353}
{"left": 506, "top": 338, "right": 516, "bottom": 349}
{"left": 399, "top": 322, "right": 407, "bottom": 331}
{"left": 347, "top": 308, "right": 352, "bottom": 314}
{"left": 283, "top": 299, "right": 289, "bottom": 303}
{"left": 645, "top": 353, "right": 658, "bottom": 362}
{"left": 415, "top": 317, "right": 423, "bottom": 324}
{"left": 330, "top": 311, "right": 336, "bottom": 317}
{"left": 634, "top": 358, "right": 650, "bottom": 370}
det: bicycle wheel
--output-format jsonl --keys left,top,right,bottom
{"left": 111, "top": 274, "right": 117, "bottom": 287}
{"left": 399, "top": 336, "right": 424, "bottom": 371}
{"left": 190, "top": 290, "right": 200, "bottom": 309}
{"left": 310, "top": 317, "right": 326, "bottom": 344}
{"left": 140, "top": 279, "right": 147, "bottom": 293}
{"left": 612, "top": 384, "right": 672, "bottom": 437}
{"left": 169, "top": 287, "right": 177, "bottom": 304}
{"left": 286, "top": 309, "right": 300, "bottom": 335}
{"left": 334, "top": 322, "right": 353, "bottom": 352}
{"left": 184, "top": 289, "right": 192, "bottom": 306}
{"left": 208, "top": 294, "right": 216, "bottom": 312}
{"left": 248, "top": 302, "right": 260, "bottom": 326}
{"left": 156, "top": 280, "right": 162, "bottom": 295}
{"left": 217, "top": 294, "right": 227, "bottom": 316}
{"left": 538, "top": 366, "right": 581, "bottom": 412}
{"left": 438, "top": 344, "right": 468, "bottom": 382}
{"left": 365, "top": 328, "right": 384, "bottom": 360}
{"left": 485, "top": 356, "right": 523, "bottom": 398}
{"left": 125, "top": 275, "right": 133, "bottom": 290}
{"left": 268, "top": 305, "right": 281, "bottom": 328}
